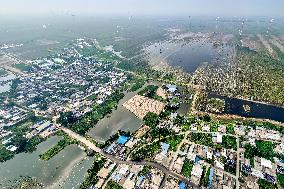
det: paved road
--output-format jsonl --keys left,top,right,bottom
{"left": 60, "top": 127, "right": 102, "bottom": 153}
{"left": 236, "top": 137, "right": 240, "bottom": 189}
{"left": 61, "top": 125, "right": 281, "bottom": 189}
{"left": 169, "top": 131, "right": 189, "bottom": 170}
{"left": 59, "top": 126, "right": 201, "bottom": 189}
{"left": 159, "top": 173, "right": 169, "bottom": 189}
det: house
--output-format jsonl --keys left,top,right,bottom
{"left": 161, "top": 142, "right": 170, "bottom": 155}
{"left": 261, "top": 158, "right": 272, "bottom": 169}
{"left": 213, "top": 133, "right": 222, "bottom": 143}
{"left": 191, "top": 164, "right": 203, "bottom": 185}
{"left": 166, "top": 84, "right": 177, "bottom": 93}
{"left": 36, "top": 121, "right": 52, "bottom": 133}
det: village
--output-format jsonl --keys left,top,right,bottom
{"left": 79, "top": 84, "right": 284, "bottom": 189}
{"left": 1, "top": 37, "right": 284, "bottom": 189}
{"left": 13, "top": 39, "right": 127, "bottom": 117}
{"left": 0, "top": 38, "right": 128, "bottom": 160}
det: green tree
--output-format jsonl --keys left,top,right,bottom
{"left": 277, "top": 174, "right": 284, "bottom": 188}
{"left": 143, "top": 112, "right": 159, "bottom": 128}
{"left": 255, "top": 140, "right": 275, "bottom": 160}
{"left": 105, "top": 181, "right": 123, "bottom": 189}
{"left": 58, "top": 111, "right": 77, "bottom": 127}
{"left": 181, "top": 160, "right": 194, "bottom": 178}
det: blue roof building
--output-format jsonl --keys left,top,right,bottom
{"left": 161, "top": 142, "right": 170, "bottom": 155}
{"left": 136, "top": 176, "right": 145, "bottom": 186}
{"left": 166, "top": 84, "right": 177, "bottom": 93}
{"left": 117, "top": 135, "right": 130, "bottom": 145}
{"left": 208, "top": 167, "right": 214, "bottom": 189}
{"left": 179, "top": 182, "right": 187, "bottom": 189}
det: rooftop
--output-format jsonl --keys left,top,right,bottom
{"left": 117, "top": 135, "right": 129, "bottom": 145}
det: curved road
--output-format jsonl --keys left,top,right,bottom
{"left": 60, "top": 127, "right": 200, "bottom": 189}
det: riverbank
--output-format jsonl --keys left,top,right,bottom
{"left": 195, "top": 110, "right": 284, "bottom": 128}
{"left": 191, "top": 88, "right": 284, "bottom": 125}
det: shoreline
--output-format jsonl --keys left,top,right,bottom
{"left": 191, "top": 88, "right": 284, "bottom": 126}
{"left": 194, "top": 110, "right": 284, "bottom": 127}
{"left": 45, "top": 149, "right": 87, "bottom": 189}
{"left": 208, "top": 91, "right": 284, "bottom": 109}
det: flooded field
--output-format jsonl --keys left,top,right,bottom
{"left": 0, "top": 136, "right": 94, "bottom": 189}
{"left": 144, "top": 37, "right": 232, "bottom": 73}
{"left": 177, "top": 103, "right": 191, "bottom": 116}
{"left": 88, "top": 90, "right": 142, "bottom": 143}
{"left": 88, "top": 81, "right": 162, "bottom": 143}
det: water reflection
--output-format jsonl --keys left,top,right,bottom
{"left": 209, "top": 93, "right": 284, "bottom": 123}
{"left": 0, "top": 136, "right": 93, "bottom": 189}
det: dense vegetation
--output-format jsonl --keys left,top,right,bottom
{"left": 224, "top": 159, "right": 236, "bottom": 175}
{"left": 222, "top": 135, "right": 237, "bottom": 150}
{"left": 138, "top": 165, "right": 151, "bottom": 176}
{"left": 200, "top": 166, "right": 210, "bottom": 187}
{"left": 188, "top": 133, "right": 214, "bottom": 148}
{"left": 143, "top": 112, "right": 159, "bottom": 128}
{"left": 131, "top": 141, "right": 160, "bottom": 161}
{"left": 129, "top": 78, "right": 145, "bottom": 92}
{"left": 0, "top": 146, "right": 14, "bottom": 162}
{"left": 226, "top": 124, "right": 235, "bottom": 135}
{"left": 80, "top": 155, "right": 106, "bottom": 189}
{"left": 138, "top": 85, "right": 159, "bottom": 98}
{"left": 0, "top": 135, "right": 44, "bottom": 162}
{"left": 40, "top": 132, "right": 76, "bottom": 161}
{"left": 244, "top": 140, "right": 275, "bottom": 161}
{"left": 277, "top": 173, "right": 284, "bottom": 188}
{"left": 58, "top": 90, "right": 124, "bottom": 135}
{"left": 105, "top": 181, "right": 123, "bottom": 189}
{"left": 181, "top": 159, "right": 194, "bottom": 178}
{"left": 199, "top": 97, "right": 225, "bottom": 113}
{"left": 193, "top": 46, "right": 284, "bottom": 106}
{"left": 258, "top": 178, "right": 277, "bottom": 189}
{"left": 167, "top": 135, "right": 184, "bottom": 151}
{"left": 0, "top": 116, "right": 44, "bottom": 162}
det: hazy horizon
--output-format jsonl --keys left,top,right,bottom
{"left": 1, "top": 0, "right": 284, "bottom": 17}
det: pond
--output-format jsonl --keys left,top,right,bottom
{"left": 209, "top": 93, "right": 284, "bottom": 123}
{"left": 87, "top": 90, "right": 142, "bottom": 143}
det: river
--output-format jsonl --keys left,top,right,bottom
{"left": 0, "top": 136, "right": 94, "bottom": 189}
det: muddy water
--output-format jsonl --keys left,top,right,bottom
{"left": 145, "top": 39, "right": 232, "bottom": 73}
{"left": 87, "top": 90, "right": 142, "bottom": 143}
{"left": 0, "top": 136, "right": 94, "bottom": 189}
{"left": 88, "top": 81, "right": 162, "bottom": 143}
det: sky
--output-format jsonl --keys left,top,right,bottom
{"left": 1, "top": 0, "right": 284, "bottom": 17}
